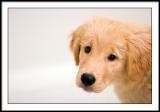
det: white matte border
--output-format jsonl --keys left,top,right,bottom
{"left": 2, "top": 2, "right": 159, "bottom": 111}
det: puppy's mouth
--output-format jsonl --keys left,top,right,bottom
{"left": 78, "top": 83, "right": 93, "bottom": 92}
{"left": 78, "top": 83, "right": 103, "bottom": 93}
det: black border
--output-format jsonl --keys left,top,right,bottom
{"left": 7, "top": 7, "right": 153, "bottom": 105}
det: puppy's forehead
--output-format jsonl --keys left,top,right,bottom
{"left": 81, "top": 27, "right": 126, "bottom": 48}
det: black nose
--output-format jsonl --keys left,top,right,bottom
{"left": 81, "top": 73, "right": 96, "bottom": 86}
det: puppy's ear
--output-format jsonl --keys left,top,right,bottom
{"left": 70, "top": 25, "right": 86, "bottom": 66}
{"left": 127, "top": 26, "right": 151, "bottom": 80}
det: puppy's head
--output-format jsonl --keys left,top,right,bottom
{"left": 70, "top": 17, "right": 151, "bottom": 92}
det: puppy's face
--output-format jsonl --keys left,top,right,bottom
{"left": 70, "top": 18, "right": 151, "bottom": 93}
{"left": 71, "top": 22, "right": 128, "bottom": 92}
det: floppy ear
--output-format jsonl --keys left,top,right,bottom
{"left": 70, "top": 34, "right": 81, "bottom": 66}
{"left": 127, "top": 26, "right": 151, "bottom": 80}
{"left": 70, "top": 25, "right": 86, "bottom": 66}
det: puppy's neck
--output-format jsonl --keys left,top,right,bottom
{"left": 113, "top": 71, "right": 151, "bottom": 103}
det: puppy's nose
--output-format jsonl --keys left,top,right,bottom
{"left": 81, "top": 73, "right": 96, "bottom": 86}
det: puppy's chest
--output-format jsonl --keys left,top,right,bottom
{"left": 113, "top": 74, "right": 151, "bottom": 103}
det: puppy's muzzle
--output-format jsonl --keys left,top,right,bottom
{"left": 81, "top": 73, "right": 96, "bottom": 86}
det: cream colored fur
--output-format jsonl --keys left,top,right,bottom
{"left": 70, "top": 17, "right": 151, "bottom": 103}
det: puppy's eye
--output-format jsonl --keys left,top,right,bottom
{"left": 84, "top": 46, "right": 91, "bottom": 53}
{"left": 108, "top": 53, "right": 116, "bottom": 61}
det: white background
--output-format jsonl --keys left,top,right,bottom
{"left": 8, "top": 8, "right": 151, "bottom": 103}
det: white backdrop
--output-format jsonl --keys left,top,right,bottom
{"left": 9, "top": 8, "right": 151, "bottom": 103}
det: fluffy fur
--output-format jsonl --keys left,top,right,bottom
{"left": 70, "top": 17, "right": 151, "bottom": 103}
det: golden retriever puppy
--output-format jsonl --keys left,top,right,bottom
{"left": 70, "top": 17, "right": 151, "bottom": 103}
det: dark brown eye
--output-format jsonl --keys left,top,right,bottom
{"left": 84, "top": 46, "right": 91, "bottom": 53}
{"left": 108, "top": 53, "right": 116, "bottom": 61}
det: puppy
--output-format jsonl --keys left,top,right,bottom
{"left": 70, "top": 17, "right": 151, "bottom": 103}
